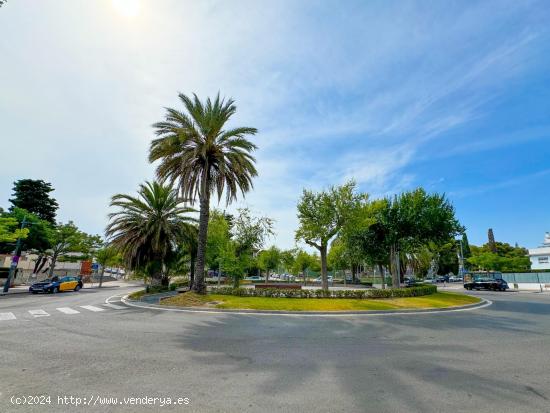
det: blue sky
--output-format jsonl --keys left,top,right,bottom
{"left": 0, "top": 0, "right": 549, "bottom": 249}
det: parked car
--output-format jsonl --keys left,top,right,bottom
{"left": 448, "top": 275, "right": 462, "bottom": 282}
{"left": 244, "top": 276, "right": 262, "bottom": 281}
{"left": 404, "top": 277, "right": 418, "bottom": 287}
{"left": 313, "top": 276, "right": 333, "bottom": 283}
{"left": 422, "top": 278, "right": 436, "bottom": 284}
{"left": 464, "top": 277, "right": 509, "bottom": 291}
{"left": 29, "top": 276, "right": 83, "bottom": 294}
{"left": 436, "top": 275, "right": 450, "bottom": 283}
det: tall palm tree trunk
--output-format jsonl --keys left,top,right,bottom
{"left": 193, "top": 194, "right": 210, "bottom": 294}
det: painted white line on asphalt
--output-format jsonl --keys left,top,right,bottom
{"left": 29, "top": 309, "right": 50, "bottom": 317}
{"left": 120, "top": 294, "right": 493, "bottom": 318}
{"left": 57, "top": 307, "right": 80, "bottom": 314}
{"left": 0, "top": 312, "right": 17, "bottom": 321}
{"left": 80, "top": 305, "right": 105, "bottom": 312}
{"left": 103, "top": 303, "right": 125, "bottom": 310}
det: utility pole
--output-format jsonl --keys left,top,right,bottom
{"left": 3, "top": 217, "right": 27, "bottom": 294}
{"left": 458, "top": 238, "right": 465, "bottom": 277}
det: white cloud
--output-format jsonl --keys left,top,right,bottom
{"left": 0, "top": 0, "right": 546, "bottom": 247}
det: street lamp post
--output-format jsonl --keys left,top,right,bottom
{"left": 457, "top": 238, "right": 465, "bottom": 277}
{"left": 2, "top": 217, "right": 27, "bottom": 294}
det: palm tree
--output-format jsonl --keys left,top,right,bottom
{"left": 149, "top": 93, "right": 258, "bottom": 293}
{"left": 105, "top": 181, "right": 196, "bottom": 286}
{"left": 179, "top": 223, "right": 198, "bottom": 288}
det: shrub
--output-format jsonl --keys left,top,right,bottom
{"left": 209, "top": 284, "right": 437, "bottom": 299}
{"left": 169, "top": 281, "right": 189, "bottom": 291}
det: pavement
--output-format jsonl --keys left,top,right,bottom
{"left": 0, "top": 284, "right": 549, "bottom": 413}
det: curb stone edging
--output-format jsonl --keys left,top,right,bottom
{"left": 118, "top": 294, "right": 492, "bottom": 317}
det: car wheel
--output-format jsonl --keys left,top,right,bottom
{"left": 52, "top": 287, "right": 59, "bottom": 294}
{"left": 74, "top": 285, "right": 81, "bottom": 291}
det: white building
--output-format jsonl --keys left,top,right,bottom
{"left": 528, "top": 233, "right": 550, "bottom": 270}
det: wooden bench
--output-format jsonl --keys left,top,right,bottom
{"left": 254, "top": 283, "right": 302, "bottom": 290}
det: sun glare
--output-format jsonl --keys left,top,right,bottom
{"left": 112, "top": 0, "right": 141, "bottom": 18}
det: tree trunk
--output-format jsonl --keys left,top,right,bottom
{"left": 265, "top": 269, "right": 269, "bottom": 284}
{"left": 193, "top": 195, "right": 210, "bottom": 294}
{"left": 48, "top": 252, "right": 58, "bottom": 278}
{"left": 189, "top": 254, "right": 195, "bottom": 289}
{"left": 99, "top": 267, "right": 105, "bottom": 288}
{"left": 378, "top": 264, "right": 385, "bottom": 289}
{"left": 320, "top": 243, "right": 328, "bottom": 291}
{"left": 391, "top": 245, "right": 400, "bottom": 288}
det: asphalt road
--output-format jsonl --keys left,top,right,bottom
{"left": 0, "top": 285, "right": 549, "bottom": 413}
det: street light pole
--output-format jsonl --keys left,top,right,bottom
{"left": 457, "top": 238, "right": 465, "bottom": 277}
{"left": 3, "top": 217, "right": 27, "bottom": 294}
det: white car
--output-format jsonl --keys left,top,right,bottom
{"left": 313, "top": 276, "right": 333, "bottom": 283}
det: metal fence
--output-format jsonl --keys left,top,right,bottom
{"left": 501, "top": 272, "right": 550, "bottom": 283}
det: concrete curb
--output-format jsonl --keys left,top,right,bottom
{"left": 118, "top": 294, "right": 492, "bottom": 317}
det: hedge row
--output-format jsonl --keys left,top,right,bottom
{"left": 209, "top": 284, "right": 437, "bottom": 299}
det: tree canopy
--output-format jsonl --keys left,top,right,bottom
{"left": 149, "top": 93, "right": 258, "bottom": 293}
{"left": 9, "top": 179, "right": 59, "bottom": 223}
{"left": 105, "top": 181, "right": 196, "bottom": 285}
{"left": 0, "top": 216, "right": 29, "bottom": 244}
{"left": 295, "top": 181, "right": 367, "bottom": 289}
{"left": 468, "top": 242, "right": 530, "bottom": 272}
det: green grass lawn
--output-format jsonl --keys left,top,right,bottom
{"left": 159, "top": 291, "right": 480, "bottom": 311}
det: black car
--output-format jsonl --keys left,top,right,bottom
{"left": 29, "top": 276, "right": 83, "bottom": 294}
{"left": 464, "top": 278, "right": 509, "bottom": 291}
{"left": 436, "top": 275, "right": 450, "bottom": 283}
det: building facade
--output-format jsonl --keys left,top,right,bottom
{"left": 528, "top": 233, "right": 550, "bottom": 270}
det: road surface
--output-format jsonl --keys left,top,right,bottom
{"left": 0, "top": 284, "right": 549, "bottom": 412}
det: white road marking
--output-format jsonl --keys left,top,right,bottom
{"left": 56, "top": 307, "right": 80, "bottom": 314}
{"left": 103, "top": 303, "right": 125, "bottom": 310}
{"left": 29, "top": 309, "right": 50, "bottom": 317}
{"left": 80, "top": 305, "right": 105, "bottom": 312}
{"left": 0, "top": 312, "right": 17, "bottom": 321}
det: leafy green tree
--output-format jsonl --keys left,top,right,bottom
{"left": 280, "top": 249, "right": 297, "bottom": 274}
{"left": 377, "top": 189, "right": 463, "bottom": 287}
{"left": 9, "top": 179, "right": 59, "bottom": 223}
{"left": 295, "top": 181, "right": 366, "bottom": 290}
{"left": 206, "top": 210, "right": 231, "bottom": 271}
{"left": 0, "top": 208, "right": 53, "bottom": 253}
{"left": 327, "top": 238, "right": 348, "bottom": 281}
{"left": 105, "top": 182, "right": 196, "bottom": 286}
{"left": 47, "top": 222, "right": 102, "bottom": 277}
{"left": 344, "top": 200, "right": 390, "bottom": 287}
{"left": 0, "top": 217, "right": 29, "bottom": 243}
{"left": 179, "top": 224, "right": 198, "bottom": 286}
{"left": 149, "top": 93, "right": 258, "bottom": 294}
{"left": 95, "top": 245, "right": 119, "bottom": 287}
{"left": 467, "top": 242, "right": 530, "bottom": 272}
{"left": 229, "top": 208, "right": 274, "bottom": 286}
{"left": 292, "top": 250, "right": 318, "bottom": 282}
{"left": 461, "top": 233, "right": 472, "bottom": 259}
{"left": 257, "top": 245, "right": 281, "bottom": 283}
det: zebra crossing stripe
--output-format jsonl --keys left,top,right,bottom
{"left": 0, "top": 312, "right": 16, "bottom": 321}
{"left": 80, "top": 305, "right": 105, "bottom": 312}
{"left": 103, "top": 303, "right": 125, "bottom": 310}
{"left": 29, "top": 309, "right": 50, "bottom": 317}
{"left": 57, "top": 307, "right": 80, "bottom": 314}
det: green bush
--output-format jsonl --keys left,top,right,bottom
{"left": 209, "top": 285, "right": 437, "bottom": 299}
{"left": 145, "top": 285, "right": 169, "bottom": 294}
{"left": 169, "top": 281, "right": 189, "bottom": 291}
